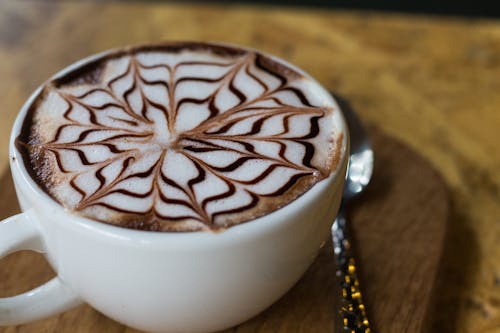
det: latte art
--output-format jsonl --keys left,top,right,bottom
{"left": 17, "top": 43, "right": 345, "bottom": 231}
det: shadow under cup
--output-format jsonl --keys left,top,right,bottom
{"left": 2, "top": 44, "right": 349, "bottom": 333}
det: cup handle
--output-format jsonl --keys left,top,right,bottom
{"left": 0, "top": 213, "right": 82, "bottom": 326}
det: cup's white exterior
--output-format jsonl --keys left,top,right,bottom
{"left": 3, "top": 44, "right": 349, "bottom": 333}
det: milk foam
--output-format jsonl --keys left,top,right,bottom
{"left": 18, "top": 43, "right": 345, "bottom": 231}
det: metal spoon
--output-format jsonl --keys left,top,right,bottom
{"left": 332, "top": 96, "right": 374, "bottom": 333}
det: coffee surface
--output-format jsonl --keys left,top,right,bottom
{"left": 16, "top": 43, "right": 345, "bottom": 231}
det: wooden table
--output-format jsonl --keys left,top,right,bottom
{"left": 0, "top": 1, "right": 499, "bottom": 332}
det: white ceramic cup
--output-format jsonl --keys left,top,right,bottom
{"left": 0, "top": 47, "right": 349, "bottom": 333}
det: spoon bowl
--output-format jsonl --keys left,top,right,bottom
{"left": 341, "top": 101, "right": 374, "bottom": 202}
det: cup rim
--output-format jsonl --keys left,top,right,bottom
{"left": 8, "top": 41, "right": 349, "bottom": 243}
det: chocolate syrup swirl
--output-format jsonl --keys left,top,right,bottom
{"left": 17, "top": 44, "right": 344, "bottom": 232}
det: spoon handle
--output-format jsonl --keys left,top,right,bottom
{"left": 332, "top": 209, "right": 372, "bottom": 333}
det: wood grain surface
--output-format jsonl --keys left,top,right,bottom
{"left": 0, "top": 1, "right": 499, "bottom": 332}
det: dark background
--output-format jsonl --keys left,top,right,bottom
{"left": 137, "top": 0, "right": 500, "bottom": 18}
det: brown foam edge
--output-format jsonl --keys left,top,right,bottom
{"left": 52, "top": 42, "right": 302, "bottom": 87}
{"left": 14, "top": 87, "right": 57, "bottom": 202}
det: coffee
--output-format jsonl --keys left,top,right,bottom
{"left": 15, "top": 42, "right": 344, "bottom": 232}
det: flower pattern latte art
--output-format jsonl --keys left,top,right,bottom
{"left": 18, "top": 44, "right": 344, "bottom": 231}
